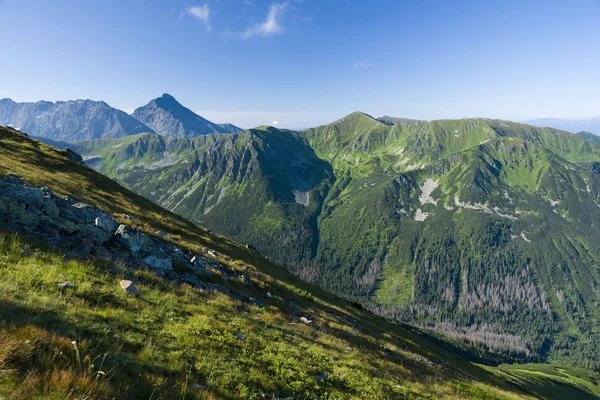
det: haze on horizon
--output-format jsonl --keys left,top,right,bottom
{"left": 1, "top": 0, "right": 599, "bottom": 129}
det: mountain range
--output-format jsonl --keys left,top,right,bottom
{"left": 0, "top": 94, "right": 243, "bottom": 142}
{"left": 4, "top": 93, "right": 600, "bottom": 374}
{"left": 0, "top": 98, "right": 153, "bottom": 142}
{"left": 524, "top": 117, "right": 600, "bottom": 135}
{"left": 5, "top": 124, "right": 600, "bottom": 398}
{"left": 132, "top": 93, "right": 243, "bottom": 137}
{"left": 68, "top": 111, "right": 600, "bottom": 372}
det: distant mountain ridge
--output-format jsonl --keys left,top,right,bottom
{"left": 0, "top": 98, "right": 154, "bottom": 142}
{"left": 377, "top": 115, "right": 422, "bottom": 125}
{"left": 524, "top": 117, "right": 600, "bottom": 135}
{"left": 0, "top": 94, "right": 243, "bottom": 142}
{"left": 132, "top": 94, "right": 243, "bottom": 138}
{"left": 71, "top": 113, "right": 600, "bottom": 371}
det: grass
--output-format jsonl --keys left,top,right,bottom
{"left": 1, "top": 126, "right": 600, "bottom": 398}
{"left": 0, "top": 233, "right": 534, "bottom": 399}
{"left": 485, "top": 363, "right": 600, "bottom": 400}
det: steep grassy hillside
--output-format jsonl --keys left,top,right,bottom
{"left": 4, "top": 125, "right": 590, "bottom": 399}
{"left": 73, "top": 128, "right": 334, "bottom": 270}
{"left": 72, "top": 115, "right": 600, "bottom": 371}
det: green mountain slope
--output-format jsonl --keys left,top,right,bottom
{"left": 3, "top": 125, "right": 592, "bottom": 399}
{"left": 73, "top": 115, "right": 600, "bottom": 371}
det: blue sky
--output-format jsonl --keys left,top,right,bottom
{"left": 1, "top": 0, "right": 599, "bottom": 128}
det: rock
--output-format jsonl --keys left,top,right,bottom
{"left": 57, "top": 281, "right": 75, "bottom": 290}
{"left": 235, "top": 333, "right": 246, "bottom": 341}
{"left": 77, "top": 224, "right": 111, "bottom": 246}
{"left": 61, "top": 195, "right": 78, "bottom": 206}
{"left": 181, "top": 273, "right": 201, "bottom": 287}
{"left": 5, "top": 185, "right": 44, "bottom": 208}
{"left": 72, "top": 202, "right": 92, "bottom": 209}
{"left": 65, "top": 203, "right": 105, "bottom": 225}
{"left": 300, "top": 317, "right": 313, "bottom": 325}
{"left": 249, "top": 297, "right": 262, "bottom": 307}
{"left": 120, "top": 214, "right": 135, "bottom": 220}
{"left": 207, "top": 250, "right": 217, "bottom": 258}
{"left": 115, "top": 225, "right": 149, "bottom": 254}
{"left": 120, "top": 280, "right": 141, "bottom": 297}
{"left": 94, "top": 246, "right": 111, "bottom": 259}
{"left": 143, "top": 255, "right": 173, "bottom": 272}
{"left": 64, "top": 148, "right": 84, "bottom": 164}
{"left": 95, "top": 213, "right": 117, "bottom": 232}
{"left": 242, "top": 274, "right": 252, "bottom": 286}
{"left": 63, "top": 252, "right": 82, "bottom": 260}
{"left": 40, "top": 186, "right": 52, "bottom": 199}
{"left": 190, "top": 255, "right": 203, "bottom": 265}
{"left": 4, "top": 172, "right": 24, "bottom": 185}
{"left": 79, "top": 238, "right": 96, "bottom": 254}
{"left": 195, "top": 268, "right": 213, "bottom": 279}
{"left": 40, "top": 199, "right": 59, "bottom": 217}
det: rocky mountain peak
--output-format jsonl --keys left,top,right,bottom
{"left": 132, "top": 94, "right": 242, "bottom": 138}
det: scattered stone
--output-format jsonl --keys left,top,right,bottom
{"left": 64, "top": 148, "right": 84, "bottom": 164}
{"left": 57, "top": 281, "right": 75, "bottom": 290}
{"left": 94, "top": 246, "right": 111, "bottom": 259}
{"left": 63, "top": 252, "right": 81, "bottom": 260}
{"left": 72, "top": 202, "right": 92, "bottom": 209}
{"left": 190, "top": 384, "right": 204, "bottom": 390}
{"left": 190, "top": 255, "right": 207, "bottom": 267}
{"left": 143, "top": 255, "right": 173, "bottom": 273}
{"left": 207, "top": 250, "right": 217, "bottom": 258}
{"left": 120, "top": 280, "right": 141, "bottom": 297}
{"left": 300, "top": 317, "right": 313, "bottom": 325}
{"left": 115, "top": 225, "right": 149, "bottom": 254}
{"left": 182, "top": 273, "right": 201, "bottom": 287}
{"left": 95, "top": 213, "right": 117, "bottom": 232}
{"left": 41, "top": 186, "right": 52, "bottom": 198}
{"left": 4, "top": 172, "right": 24, "bottom": 185}
{"left": 248, "top": 297, "right": 263, "bottom": 307}
{"left": 195, "top": 268, "right": 213, "bottom": 279}
{"left": 235, "top": 333, "right": 246, "bottom": 341}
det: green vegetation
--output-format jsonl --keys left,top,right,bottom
{"left": 2, "top": 125, "right": 590, "bottom": 398}
{"left": 69, "top": 115, "right": 600, "bottom": 373}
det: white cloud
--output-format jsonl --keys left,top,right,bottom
{"left": 243, "top": 2, "right": 288, "bottom": 38}
{"left": 272, "top": 120, "right": 280, "bottom": 125}
{"left": 185, "top": 4, "right": 211, "bottom": 31}
{"left": 354, "top": 61, "right": 373, "bottom": 69}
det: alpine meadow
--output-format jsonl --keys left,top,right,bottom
{"left": 2, "top": 0, "right": 600, "bottom": 399}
